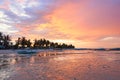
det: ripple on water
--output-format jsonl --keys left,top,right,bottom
{"left": 0, "top": 50, "right": 120, "bottom": 80}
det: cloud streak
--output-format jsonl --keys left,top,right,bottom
{"left": 0, "top": 0, "right": 120, "bottom": 48}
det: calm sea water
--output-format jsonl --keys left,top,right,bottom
{"left": 0, "top": 50, "right": 120, "bottom": 80}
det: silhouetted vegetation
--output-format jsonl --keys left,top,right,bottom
{"left": 109, "top": 48, "right": 120, "bottom": 51}
{"left": 0, "top": 32, "right": 12, "bottom": 49}
{"left": 0, "top": 32, "right": 75, "bottom": 49}
{"left": 14, "top": 37, "right": 32, "bottom": 49}
{"left": 14, "top": 37, "right": 75, "bottom": 49}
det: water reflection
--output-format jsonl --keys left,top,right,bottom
{"left": 0, "top": 50, "right": 120, "bottom": 80}
{"left": 10, "top": 58, "right": 17, "bottom": 65}
{"left": 37, "top": 52, "right": 58, "bottom": 57}
{"left": 30, "top": 56, "right": 35, "bottom": 64}
{"left": 0, "top": 54, "right": 17, "bottom": 80}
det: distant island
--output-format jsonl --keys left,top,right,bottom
{"left": 75, "top": 48, "right": 120, "bottom": 51}
{"left": 0, "top": 32, "right": 75, "bottom": 49}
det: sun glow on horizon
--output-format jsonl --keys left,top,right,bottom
{"left": 0, "top": 0, "right": 120, "bottom": 48}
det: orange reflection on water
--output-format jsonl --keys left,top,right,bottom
{"left": 2, "top": 50, "right": 120, "bottom": 80}
{"left": 10, "top": 58, "right": 17, "bottom": 65}
{"left": 30, "top": 56, "right": 35, "bottom": 64}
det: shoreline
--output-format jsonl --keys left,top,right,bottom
{"left": 0, "top": 49, "right": 73, "bottom": 54}
{"left": 0, "top": 49, "right": 120, "bottom": 54}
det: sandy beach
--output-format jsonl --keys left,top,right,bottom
{"left": 0, "top": 50, "right": 120, "bottom": 80}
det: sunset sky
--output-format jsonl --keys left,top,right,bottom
{"left": 0, "top": 0, "right": 120, "bottom": 48}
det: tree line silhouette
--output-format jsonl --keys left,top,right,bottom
{"left": 0, "top": 32, "right": 12, "bottom": 49}
{"left": 0, "top": 32, "right": 75, "bottom": 49}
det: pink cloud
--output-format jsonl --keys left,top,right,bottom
{"left": 0, "top": 0, "right": 10, "bottom": 10}
{"left": 1, "top": 0, "right": 120, "bottom": 48}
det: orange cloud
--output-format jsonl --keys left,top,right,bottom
{"left": 8, "top": 0, "right": 120, "bottom": 48}
{"left": 40, "top": 1, "right": 120, "bottom": 47}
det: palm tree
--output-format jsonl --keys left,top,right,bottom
{"left": 27, "top": 39, "right": 32, "bottom": 48}
{"left": 42, "top": 39, "right": 46, "bottom": 48}
{"left": 69, "top": 44, "right": 75, "bottom": 48}
{"left": 0, "top": 32, "right": 75, "bottom": 49}
{"left": 54, "top": 43, "right": 58, "bottom": 48}
{"left": 46, "top": 40, "right": 50, "bottom": 48}
{"left": 33, "top": 39, "right": 38, "bottom": 48}
{"left": 21, "top": 37, "right": 27, "bottom": 48}
{"left": 3, "top": 35, "right": 11, "bottom": 49}
{"left": 0, "top": 32, "right": 3, "bottom": 46}
{"left": 14, "top": 37, "right": 21, "bottom": 49}
{"left": 50, "top": 42, "right": 55, "bottom": 49}
{"left": 38, "top": 39, "right": 43, "bottom": 48}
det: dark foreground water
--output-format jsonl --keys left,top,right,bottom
{"left": 0, "top": 50, "right": 120, "bottom": 80}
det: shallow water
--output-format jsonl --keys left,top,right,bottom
{"left": 0, "top": 50, "right": 120, "bottom": 80}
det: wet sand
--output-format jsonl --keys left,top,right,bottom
{"left": 0, "top": 50, "right": 120, "bottom": 80}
